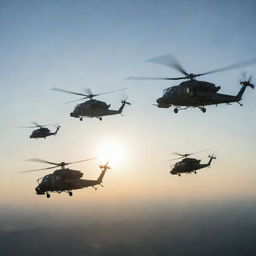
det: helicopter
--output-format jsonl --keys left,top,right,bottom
{"left": 21, "top": 122, "right": 61, "bottom": 139}
{"left": 52, "top": 88, "right": 131, "bottom": 121}
{"left": 128, "top": 55, "right": 255, "bottom": 113}
{"left": 167, "top": 150, "right": 216, "bottom": 176}
{"left": 22, "top": 158, "right": 110, "bottom": 198}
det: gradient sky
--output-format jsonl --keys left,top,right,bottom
{"left": 0, "top": 0, "right": 256, "bottom": 217}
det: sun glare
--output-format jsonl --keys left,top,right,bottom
{"left": 97, "top": 138, "right": 125, "bottom": 168}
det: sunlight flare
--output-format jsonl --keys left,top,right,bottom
{"left": 97, "top": 138, "right": 125, "bottom": 168}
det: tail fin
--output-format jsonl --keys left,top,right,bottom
{"left": 118, "top": 98, "right": 131, "bottom": 114}
{"left": 236, "top": 75, "right": 254, "bottom": 100}
{"left": 53, "top": 126, "right": 61, "bottom": 135}
{"left": 207, "top": 154, "right": 216, "bottom": 166}
{"left": 97, "top": 162, "right": 111, "bottom": 184}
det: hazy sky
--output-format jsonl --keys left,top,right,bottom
{"left": 0, "top": 0, "right": 256, "bottom": 216}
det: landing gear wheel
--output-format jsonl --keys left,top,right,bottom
{"left": 174, "top": 108, "right": 178, "bottom": 114}
{"left": 201, "top": 107, "right": 206, "bottom": 113}
{"left": 178, "top": 174, "right": 181, "bottom": 177}
{"left": 68, "top": 191, "right": 73, "bottom": 197}
{"left": 46, "top": 193, "right": 50, "bottom": 198}
{"left": 194, "top": 171, "right": 197, "bottom": 174}
{"left": 80, "top": 117, "right": 83, "bottom": 121}
{"left": 95, "top": 187, "right": 97, "bottom": 190}
{"left": 99, "top": 117, "right": 102, "bottom": 121}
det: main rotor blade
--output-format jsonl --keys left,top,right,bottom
{"left": 19, "top": 126, "right": 38, "bottom": 129}
{"left": 31, "top": 122, "right": 58, "bottom": 127}
{"left": 66, "top": 157, "right": 97, "bottom": 165}
{"left": 187, "top": 148, "right": 213, "bottom": 156}
{"left": 63, "top": 97, "right": 87, "bottom": 104}
{"left": 172, "top": 156, "right": 185, "bottom": 160}
{"left": 21, "top": 166, "right": 57, "bottom": 173}
{"left": 92, "top": 88, "right": 128, "bottom": 97}
{"left": 198, "top": 59, "right": 256, "bottom": 77}
{"left": 31, "top": 121, "right": 43, "bottom": 127}
{"left": 127, "top": 76, "right": 185, "bottom": 81}
{"left": 172, "top": 148, "right": 212, "bottom": 159}
{"left": 52, "top": 88, "right": 88, "bottom": 97}
{"left": 172, "top": 152, "right": 187, "bottom": 157}
{"left": 148, "top": 54, "right": 189, "bottom": 76}
{"left": 26, "top": 158, "right": 59, "bottom": 166}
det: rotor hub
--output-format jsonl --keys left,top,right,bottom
{"left": 60, "top": 162, "right": 66, "bottom": 168}
{"left": 187, "top": 73, "right": 195, "bottom": 80}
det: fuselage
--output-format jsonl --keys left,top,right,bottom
{"left": 35, "top": 168, "right": 105, "bottom": 194}
{"left": 170, "top": 157, "right": 209, "bottom": 175}
{"left": 156, "top": 80, "right": 239, "bottom": 108}
{"left": 70, "top": 99, "right": 127, "bottom": 119}
{"left": 70, "top": 99, "right": 115, "bottom": 118}
{"left": 30, "top": 128, "right": 50, "bottom": 138}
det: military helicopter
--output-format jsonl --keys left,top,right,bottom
{"left": 22, "top": 158, "right": 110, "bottom": 198}
{"left": 21, "top": 122, "right": 61, "bottom": 139}
{"left": 167, "top": 150, "right": 216, "bottom": 176}
{"left": 52, "top": 88, "right": 131, "bottom": 121}
{"left": 128, "top": 55, "right": 255, "bottom": 113}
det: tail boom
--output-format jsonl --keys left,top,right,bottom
{"left": 118, "top": 100, "right": 131, "bottom": 114}
{"left": 50, "top": 126, "right": 61, "bottom": 136}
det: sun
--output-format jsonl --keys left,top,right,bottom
{"left": 97, "top": 138, "right": 125, "bottom": 168}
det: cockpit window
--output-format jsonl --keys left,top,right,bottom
{"left": 42, "top": 175, "right": 49, "bottom": 184}
{"left": 163, "top": 87, "right": 173, "bottom": 96}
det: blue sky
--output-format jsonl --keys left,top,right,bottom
{"left": 0, "top": 0, "right": 256, "bottom": 208}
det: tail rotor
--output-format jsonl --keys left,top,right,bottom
{"left": 208, "top": 154, "right": 216, "bottom": 160}
{"left": 119, "top": 95, "right": 131, "bottom": 114}
{"left": 99, "top": 162, "right": 111, "bottom": 171}
{"left": 240, "top": 72, "right": 255, "bottom": 89}
{"left": 121, "top": 95, "right": 131, "bottom": 106}
{"left": 207, "top": 153, "right": 216, "bottom": 167}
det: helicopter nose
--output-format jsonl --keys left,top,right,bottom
{"left": 157, "top": 97, "right": 162, "bottom": 104}
{"left": 70, "top": 112, "right": 79, "bottom": 118}
{"left": 170, "top": 169, "right": 175, "bottom": 174}
{"left": 35, "top": 186, "right": 44, "bottom": 195}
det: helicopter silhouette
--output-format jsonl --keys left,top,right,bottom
{"left": 52, "top": 88, "right": 131, "bottom": 121}
{"left": 22, "top": 158, "right": 110, "bottom": 198}
{"left": 21, "top": 122, "right": 61, "bottom": 139}
{"left": 165, "top": 150, "right": 216, "bottom": 176}
{"left": 128, "top": 55, "right": 255, "bottom": 113}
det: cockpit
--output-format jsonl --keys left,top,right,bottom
{"left": 41, "top": 175, "right": 50, "bottom": 184}
{"left": 175, "top": 162, "right": 185, "bottom": 168}
{"left": 163, "top": 87, "right": 176, "bottom": 96}
{"left": 175, "top": 162, "right": 180, "bottom": 167}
